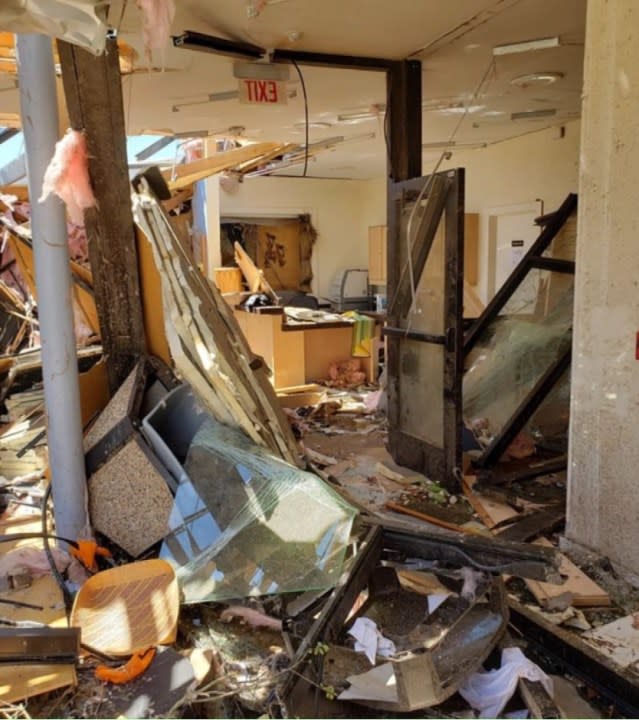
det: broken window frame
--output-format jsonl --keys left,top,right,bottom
{"left": 385, "top": 168, "right": 465, "bottom": 490}
{"left": 463, "top": 193, "right": 578, "bottom": 470}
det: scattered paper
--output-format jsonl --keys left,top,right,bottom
{"left": 348, "top": 617, "right": 396, "bottom": 665}
{"left": 338, "top": 662, "right": 398, "bottom": 703}
{"left": 460, "top": 647, "right": 553, "bottom": 719}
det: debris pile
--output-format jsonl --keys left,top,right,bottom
{"left": 0, "top": 191, "right": 636, "bottom": 720}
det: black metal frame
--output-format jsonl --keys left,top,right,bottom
{"left": 509, "top": 599, "right": 639, "bottom": 718}
{"left": 463, "top": 193, "right": 578, "bottom": 472}
{"left": 385, "top": 169, "right": 464, "bottom": 489}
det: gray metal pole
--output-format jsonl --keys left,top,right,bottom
{"left": 16, "top": 34, "right": 89, "bottom": 543}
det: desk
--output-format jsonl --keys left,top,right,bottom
{"left": 234, "top": 307, "right": 380, "bottom": 390}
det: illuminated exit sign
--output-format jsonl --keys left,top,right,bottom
{"left": 238, "top": 79, "right": 288, "bottom": 105}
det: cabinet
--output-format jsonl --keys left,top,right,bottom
{"left": 368, "top": 215, "right": 479, "bottom": 288}
{"left": 368, "top": 225, "right": 387, "bottom": 285}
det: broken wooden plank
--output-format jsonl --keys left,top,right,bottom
{"left": 524, "top": 539, "right": 610, "bottom": 609}
{"left": 385, "top": 500, "right": 484, "bottom": 536}
{"left": 518, "top": 678, "right": 562, "bottom": 719}
{"left": 132, "top": 191, "right": 299, "bottom": 465}
{"left": 234, "top": 240, "right": 278, "bottom": 298}
{"left": 462, "top": 475, "right": 520, "bottom": 529}
{"left": 59, "top": 37, "right": 145, "bottom": 390}
{"left": 495, "top": 505, "right": 565, "bottom": 543}
{"left": 162, "top": 142, "right": 281, "bottom": 190}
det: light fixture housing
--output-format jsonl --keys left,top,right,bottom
{"left": 173, "top": 31, "right": 264, "bottom": 60}
{"left": 493, "top": 36, "right": 560, "bottom": 56}
{"left": 510, "top": 71, "right": 564, "bottom": 86}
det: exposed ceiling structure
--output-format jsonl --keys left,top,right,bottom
{"left": 0, "top": 0, "right": 586, "bottom": 180}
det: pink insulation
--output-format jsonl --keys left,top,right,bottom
{"left": 136, "top": 0, "right": 176, "bottom": 62}
{"left": 39, "top": 130, "right": 96, "bottom": 226}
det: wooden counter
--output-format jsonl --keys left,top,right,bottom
{"left": 233, "top": 306, "right": 380, "bottom": 390}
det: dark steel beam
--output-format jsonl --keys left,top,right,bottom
{"left": 387, "top": 60, "right": 422, "bottom": 182}
{"left": 0, "top": 128, "right": 19, "bottom": 146}
{"left": 509, "top": 599, "right": 639, "bottom": 718}
{"left": 464, "top": 193, "right": 577, "bottom": 353}
{"left": 272, "top": 48, "right": 391, "bottom": 71}
{"left": 444, "top": 167, "right": 465, "bottom": 489}
{"left": 135, "top": 135, "right": 174, "bottom": 162}
{"left": 383, "top": 326, "right": 446, "bottom": 343}
{"left": 173, "top": 31, "right": 264, "bottom": 60}
{"left": 475, "top": 346, "right": 572, "bottom": 469}
{"left": 529, "top": 256, "right": 576, "bottom": 274}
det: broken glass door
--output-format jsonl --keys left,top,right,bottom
{"left": 386, "top": 169, "right": 465, "bottom": 489}
{"left": 463, "top": 194, "right": 577, "bottom": 470}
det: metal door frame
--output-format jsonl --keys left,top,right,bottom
{"left": 385, "top": 168, "right": 465, "bottom": 490}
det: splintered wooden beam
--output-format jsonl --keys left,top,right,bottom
{"left": 161, "top": 142, "right": 282, "bottom": 190}
{"left": 58, "top": 37, "right": 145, "bottom": 391}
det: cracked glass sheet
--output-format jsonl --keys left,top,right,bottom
{"left": 397, "top": 200, "right": 446, "bottom": 447}
{"left": 522, "top": 369, "right": 571, "bottom": 453}
{"left": 160, "top": 419, "right": 357, "bottom": 603}
{"left": 463, "top": 270, "right": 574, "bottom": 439}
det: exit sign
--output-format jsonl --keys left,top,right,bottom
{"left": 238, "top": 79, "right": 287, "bottom": 105}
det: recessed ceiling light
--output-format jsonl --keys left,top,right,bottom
{"left": 493, "top": 36, "right": 560, "bottom": 56}
{"left": 511, "top": 71, "right": 564, "bottom": 86}
{"left": 482, "top": 110, "right": 506, "bottom": 117}
{"left": 294, "top": 121, "right": 333, "bottom": 130}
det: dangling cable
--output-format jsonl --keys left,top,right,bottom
{"left": 291, "top": 60, "right": 309, "bottom": 177}
{"left": 402, "top": 58, "right": 496, "bottom": 334}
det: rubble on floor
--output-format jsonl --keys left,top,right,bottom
{"left": 0, "top": 197, "right": 636, "bottom": 719}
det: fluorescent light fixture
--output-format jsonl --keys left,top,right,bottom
{"left": 233, "top": 61, "right": 290, "bottom": 82}
{"left": 294, "top": 121, "right": 333, "bottom": 130}
{"left": 510, "top": 71, "right": 564, "bottom": 86}
{"left": 337, "top": 105, "right": 385, "bottom": 123}
{"left": 511, "top": 108, "right": 557, "bottom": 120}
{"left": 493, "top": 36, "right": 560, "bottom": 56}
{"left": 437, "top": 104, "right": 485, "bottom": 115}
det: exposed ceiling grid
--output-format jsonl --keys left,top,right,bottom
{"left": 0, "top": 0, "right": 586, "bottom": 179}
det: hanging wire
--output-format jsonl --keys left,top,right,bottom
{"left": 291, "top": 60, "right": 309, "bottom": 177}
{"left": 402, "top": 58, "right": 496, "bottom": 332}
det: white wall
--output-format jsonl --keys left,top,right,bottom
{"left": 361, "top": 120, "right": 581, "bottom": 303}
{"left": 213, "top": 175, "right": 369, "bottom": 300}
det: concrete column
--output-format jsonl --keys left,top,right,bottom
{"left": 16, "top": 35, "right": 89, "bottom": 543}
{"left": 567, "top": 0, "right": 639, "bottom": 576}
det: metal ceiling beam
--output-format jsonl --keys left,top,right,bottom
{"left": 0, "top": 127, "right": 19, "bottom": 145}
{"left": 0, "top": 153, "right": 26, "bottom": 186}
{"left": 135, "top": 135, "right": 174, "bottom": 161}
{"left": 271, "top": 48, "right": 392, "bottom": 72}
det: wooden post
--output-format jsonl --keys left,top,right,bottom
{"left": 58, "top": 37, "right": 145, "bottom": 391}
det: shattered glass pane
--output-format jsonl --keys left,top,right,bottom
{"left": 464, "top": 270, "right": 574, "bottom": 441}
{"left": 522, "top": 369, "right": 571, "bottom": 453}
{"left": 160, "top": 417, "right": 357, "bottom": 603}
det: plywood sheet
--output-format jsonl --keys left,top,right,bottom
{"left": 525, "top": 538, "right": 610, "bottom": 608}
{"left": 0, "top": 664, "right": 76, "bottom": 704}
